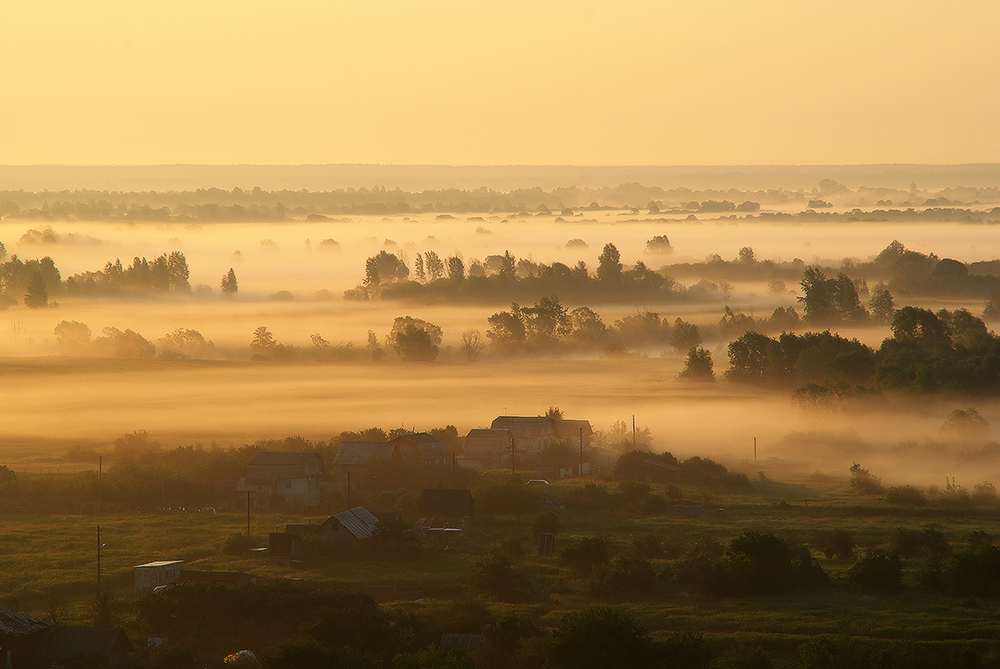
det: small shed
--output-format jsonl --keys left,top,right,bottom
{"left": 133, "top": 561, "right": 183, "bottom": 591}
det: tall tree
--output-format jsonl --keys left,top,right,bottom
{"left": 168, "top": 251, "right": 190, "bottom": 291}
{"left": 221, "top": 268, "right": 238, "bottom": 295}
{"left": 597, "top": 243, "right": 622, "bottom": 283}
{"left": 23, "top": 271, "right": 47, "bottom": 308}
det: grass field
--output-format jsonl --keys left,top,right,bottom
{"left": 3, "top": 469, "right": 1000, "bottom": 668}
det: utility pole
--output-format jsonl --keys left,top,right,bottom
{"left": 754, "top": 436, "right": 757, "bottom": 461}
{"left": 97, "top": 455, "right": 102, "bottom": 518}
{"left": 96, "top": 525, "right": 101, "bottom": 595}
{"left": 579, "top": 427, "right": 584, "bottom": 476}
{"left": 632, "top": 415, "right": 636, "bottom": 449}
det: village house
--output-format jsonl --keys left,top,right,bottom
{"left": 235, "top": 451, "right": 323, "bottom": 509}
{"left": 470, "top": 415, "right": 592, "bottom": 470}
{"left": 333, "top": 433, "right": 447, "bottom": 483}
{"left": 460, "top": 429, "right": 513, "bottom": 469}
{"left": 279, "top": 507, "right": 381, "bottom": 559}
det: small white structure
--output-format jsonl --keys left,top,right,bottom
{"left": 134, "top": 560, "right": 183, "bottom": 591}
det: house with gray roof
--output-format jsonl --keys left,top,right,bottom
{"left": 333, "top": 433, "right": 447, "bottom": 483}
{"left": 235, "top": 451, "right": 323, "bottom": 509}
{"left": 489, "top": 415, "right": 593, "bottom": 452}
{"left": 461, "top": 428, "right": 513, "bottom": 469}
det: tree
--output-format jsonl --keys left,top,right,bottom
{"left": 519, "top": 295, "right": 569, "bottom": 347}
{"left": 447, "top": 256, "right": 465, "bottom": 281}
{"left": 552, "top": 607, "right": 653, "bottom": 669}
{"left": 23, "top": 271, "right": 47, "bottom": 308}
{"left": 726, "top": 332, "right": 772, "bottom": 383}
{"left": 53, "top": 320, "right": 91, "bottom": 349}
{"left": 941, "top": 408, "right": 989, "bottom": 441}
{"left": 461, "top": 329, "right": 484, "bottom": 361}
{"left": 221, "top": 268, "right": 238, "bottom": 295}
{"left": 487, "top": 307, "right": 526, "bottom": 354}
{"left": 670, "top": 318, "right": 701, "bottom": 351}
{"left": 645, "top": 235, "right": 672, "bottom": 253}
{"left": 868, "top": 283, "right": 894, "bottom": 323}
{"left": 95, "top": 327, "right": 155, "bottom": 358}
{"left": 423, "top": 251, "right": 444, "bottom": 281}
{"left": 364, "top": 251, "right": 408, "bottom": 287}
{"left": 367, "top": 331, "right": 385, "bottom": 362}
{"left": 167, "top": 251, "right": 190, "bottom": 291}
{"left": 568, "top": 306, "right": 607, "bottom": 346}
{"left": 158, "top": 328, "right": 214, "bottom": 358}
{"left": 597, "top": 243, "right": 622, "bottom": 283}
{"left": 798, "top": 267, "right": 837, "bottom": 324}
{"left": 679, "top": 347, "right": 714, "bottom": 380}
{"left": 250, "top": 326, "right": 277, "bottom": 356}
{"left": 891, "top": 306, "right": 951, "bottom": 350}
{"left": 388, "top": 316, "right": 442, "bottom": 362}
{"left": 738, "top": 246, "right": 756, "bottom": 264}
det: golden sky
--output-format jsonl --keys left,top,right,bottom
{"left": 2, "top": 0, "right": 997, "bottom": 166}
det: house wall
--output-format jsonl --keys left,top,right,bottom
{"left": 134, "top": 563, "right": 183, "bottom": 590}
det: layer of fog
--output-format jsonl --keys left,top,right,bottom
{"left": 1, "top": 214, "right": 998, "bottom": 491}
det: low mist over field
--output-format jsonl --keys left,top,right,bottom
{"left": 1, "top": 166, "right": 999, "bottom": 493}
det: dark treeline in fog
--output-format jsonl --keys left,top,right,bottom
{"left": 1, "top": 179, "right": 999, "bottom": 220}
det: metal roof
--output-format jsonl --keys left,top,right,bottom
{"left": 391, "top": 432, "right": 443, "bottom": 446}
{"left": 333, "top": 442, "right": 399, "bottom": 466}
{"left": 490, "top": 416, "right": 554, "bottom": 439}
{"left": 0, "top": 609, "right": 52, "bottom": 638}
{"left": 332, "top": 507, "right": 380, "bottom": 539}
{"left": 134, "top": 560, "right": 184, "bottom": 569}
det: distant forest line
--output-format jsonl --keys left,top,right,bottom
{"left": 0, "top": 180, "right": 999, "bottom": 221}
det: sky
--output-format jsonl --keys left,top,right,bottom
{"left": 2, "top": 0, "right": 998, "bottom": 166}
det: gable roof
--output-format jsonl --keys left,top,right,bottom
{"left": 330, "top": 507, "right": 380, "bottom": 539}
{"left": 333, "top": 442, "right": 399, "bottom": 466}
{"left": 490, "top": 416, "right": 555, "bottom": 439}
{"left": 391, "top": 432, "right": 443, "bottom": 446}
{"left": 0, "top": 609, "right": 51, "bottom": 638}
{"left": 554, "top": 419, "right": 593, "bottom": 440}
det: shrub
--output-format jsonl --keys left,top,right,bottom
{"left": 356, "top": 519, "right": 421, "bottom": 560}
{"left": 588, "top": 555, "right": 657, "bottom": 600}
{"left": 559, "top": 536, "right": 611, "bottom": 574}
{"left": 885, "top": 485, "right": 928, "bottom": 506}
{"left": 847, "top": 552, "right": 903, "bottom": 592}
{"left": 849, "top": 463, "right": 885, "bottom": 495}
{"left": 470, "top": 554, "right": 530, "bottom": 601}
{"left": 891, "top": 526, "right": 950, "bottom": 559}
{"left": 564, "top": 483, "right": 613, "bottom": 512}
{"left": 681, "top": 456, "right": 750, "bottom": 488}
{"left": 814, "top": 529, "right": 855, "bottom": 560}
{"left": 531, "top": 511, "right": 560, "bottom": 537}
{"left": 972, "top": 481, "right": 998, "bottom": 506}
{"left": 552, "top": 607, "right": 653, "bottom": 669}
